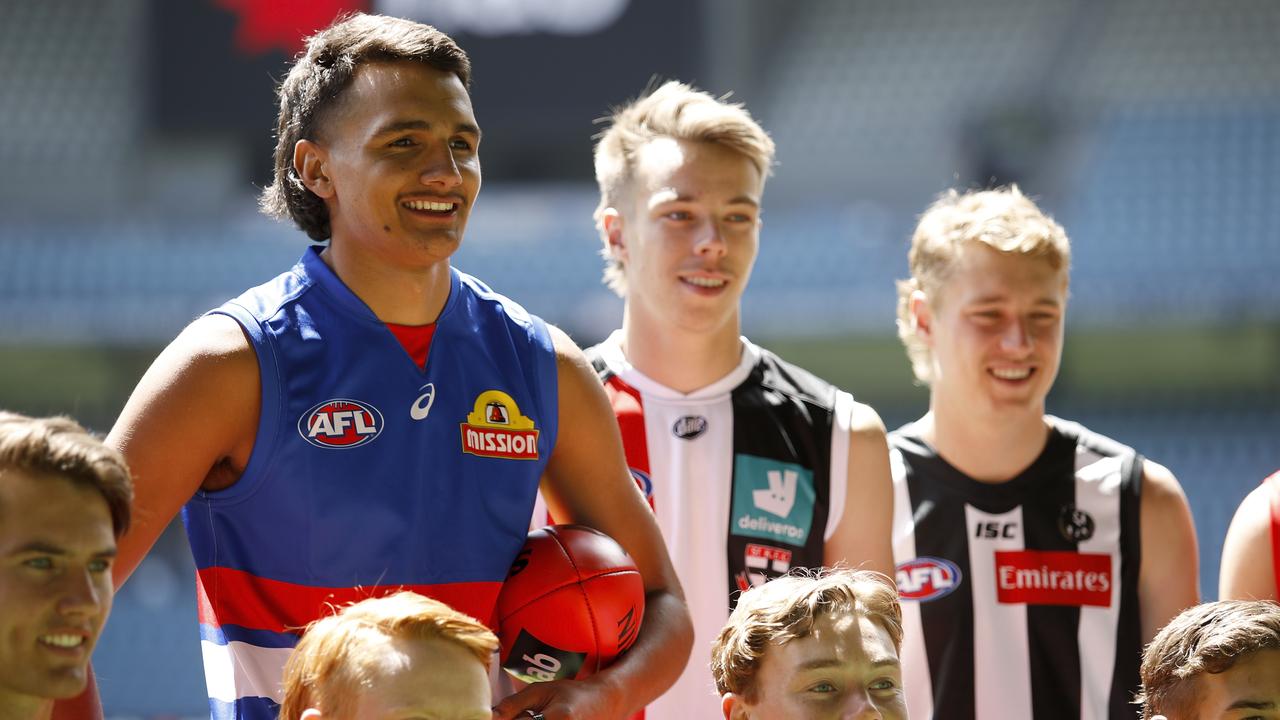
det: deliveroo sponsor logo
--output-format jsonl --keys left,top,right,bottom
{"left": 731, "top": 455, "right": 815, "bottom": 546}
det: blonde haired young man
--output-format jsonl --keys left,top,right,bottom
{"left": 1137, "top": 600, "right": 1280, "bottom": 719}
{"left": 280, "top": 592, "right": 496, "bottom": 720}
{"left": 0, "top": 412, "right": 131, "bottom": 719}
{"left": 711, "top": 568, "right": 906, "bottom": 719}
{"left": 890, "top": 186, "right": 1198, "bottom": 719}
{"left": 585, "top": 80, "right": 894, "bottom": 717}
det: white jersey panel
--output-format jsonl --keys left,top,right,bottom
{"left": 965, "top": 504, "right": 1032, "bottom": 720}
{"left": 642, "top": 389, "right": 737, "bottom": 718}
{"left": 891, "top": 446, "right": 934, "bottom": 720}
{"left": 1074, "top": 448, "right": 1124, "bottom": 720}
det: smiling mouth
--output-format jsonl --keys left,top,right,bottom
{"left": 682, "top": 276, "right": 727, "bottom": 289}
{"left": 401, "top": 200, "right": 457, "bottom": 214}
{"left": 40, "top": 634, "right": 87, "bottom": 650}
{"left": 990, "top": 367, "right": 1033, "bottom": 381}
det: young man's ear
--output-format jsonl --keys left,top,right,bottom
{"left": 294, "top": 139, "right": 335, "bottom": 199}
{"left": 910, "top": 289, "right": 934, "bottom": 344}
{"left": 721, "top": 692, "right": 751, "bottom": 719}
{"left": 600, "top": 207, "right": 627, "bottom": 264}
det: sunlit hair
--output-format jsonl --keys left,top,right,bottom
{"left": 260, "top": 12, "right": 471, "bottom": 242}
{"left": 279, "top": 591, "right": 498, "bottom": 719}
{"left": 1136, "top": 600, "right": 1280, "bottom": 719}
{"left": 895, "top": 185, "right": 1071, "bottom": 384}
{"left": 592, "top": 79, "right": 776, "bottom": 296}
{"left": 0, "top": 411, "right": 131, "bottom": 538}
{"left": 711, "top": 568, "right": 903, "bottom": 703}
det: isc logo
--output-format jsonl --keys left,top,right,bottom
{"left": 896, "top": 557, "right": 962, "bottom": 602}
{"left": 297, "top": 399, "right": 383, "bottom": 449}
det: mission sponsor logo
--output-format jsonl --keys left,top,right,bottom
{"left": 735, "top": 543, "right": 793, "bottom": 592}
{"left": 995, "top": 550, "right": 1112, "bottom": 607}
{"left": 730, "top": 455, "right": 815, "bottom": 546}
{"left": 460, "top": 390, "right": 539, "bottom": 460}
{"left": 298, "top": 398, "right": 383, "bottom": 449}
{"left": 896, "top": 557, "right": 962, "bottom": 602}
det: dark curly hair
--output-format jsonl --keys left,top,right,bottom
{"left": 260, "top": 13, "right": 471, "bottom": 241}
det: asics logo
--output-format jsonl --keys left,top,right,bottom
{"left": 410, "top": 383, "right": 436, "bottom": 421}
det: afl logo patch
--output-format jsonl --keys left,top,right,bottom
{"left": 1058, "top": 504, "right": 1096, "bottom": 542}
{"left": 896, "top": 557, "right": 962, "bottom": 602}
{"left": 298, "top": 399, "right": 383, "bottom": 449}
{"left": 671, "top": 415, "right": 708, "bottom": 440}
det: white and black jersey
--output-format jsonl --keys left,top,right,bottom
{"left": 584, "top": 331, "right": 854, "bottom": 719}
{"left": 890, "top": 417, "right": 1143, "bottom": 720}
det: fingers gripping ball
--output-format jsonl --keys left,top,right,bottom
{"left": 496, "top": 524, "right": 645, "bottom": 683}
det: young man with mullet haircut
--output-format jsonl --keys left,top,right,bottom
{"left": 585, "top": 80, "right": 894, "bottom": 718}
{"left": 711, "top": 568, "right": 907, "bottom": 720}
{"left": 890, "top": 186, "right": 1198, "bottom": 719}
{"left": 58, "top": 13, "right": 691, "bottom": 720}
{"left": 0, "top": 412, "right": 131, "bottom": 720}
{"left": 280, "top": 592, "right": 497, "bottom": 720}
{"left": 1137, "top": 600, "right": 1280, "bottom": 720}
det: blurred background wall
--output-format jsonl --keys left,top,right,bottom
{"left": 0, "top": 0, "right": 1276, "bottom": 715}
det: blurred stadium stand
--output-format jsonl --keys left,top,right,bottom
{"left": 0, "top": 0, "right": 1277, "bottom": 716}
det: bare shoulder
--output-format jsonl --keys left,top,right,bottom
{"left": 1227, "top": 481, "right": 1274, "bottom": 538}
{"left": 848, "top": 399, "right": 888, "bottom": 438}
{"left": 110, "top": 312, "right": 259, "bottom": 451}
{"left": 545, "top": 323, "right": 599, "bottom": 389}
{"left": 1140, "top": 459, "right": 1191, "bottom": 512}
{"left": 1219, "top": 480, "right": 1276, "bottom": 598}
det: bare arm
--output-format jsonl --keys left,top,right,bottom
{"left": 1138, "top": 460, "right": 1199, "bottom": 643}
{"left": 824, "top": 401, "right": 895, "bottom": 579}
{"left": 1219, "top": 482, "right": 1276, "bottom": 601}
{"left": 493, "top": 326, "right": 693, "bottom": 720}
{"left": 53, "top": 314, "right": 259, "bottom": 719}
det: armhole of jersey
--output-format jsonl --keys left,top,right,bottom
{"left": 1267, "top": 473, "right": 1280, "bottom": 597}
{"left": 529, "top": 314, "right": 559, "bottom": 457}
{"left": 824, "top": 390, "right": 856, "bottom": 541}
{"left": 199, "top": 304, "right": 283, "bottom": 503}
{"left": 1121, "top": 451, "right": 1145, "bottom": 561}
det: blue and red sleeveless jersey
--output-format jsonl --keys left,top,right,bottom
{"left": 181, "top": 247, "right": 558, "bottom": 718}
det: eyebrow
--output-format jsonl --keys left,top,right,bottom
{"left": 372, "top": 119, "right": 482, "bottom": 139}
{"left": 1226, "top": 699, "right": 1276, "bottom": 710}
{"left": 654, "top": 193, "right": 760, "bottom": 208}
{"left": 966, "top": 295, "right": 1062, "bottom": 307}
{"left": 9, "top": 541, "right": 116, "bottom": 557}
{"left": 796, "top": 657, "right": 901, "bottom": 671}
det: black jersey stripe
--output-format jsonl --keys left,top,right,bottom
{"left": 724, "top": 350, "right": 836, "bottom": 608}
{"left": 1108, "top": 452, "right": 1144, "bottom": 717}
{"left": 905, "top": 457, "right": 977, "bottom": 720}
{"left": 1026, "top": 442, "right": 1083, "bottom": 719}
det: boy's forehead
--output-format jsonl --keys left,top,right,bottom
{"left": 323, "top": 61, "right": 476, "bottom": 134}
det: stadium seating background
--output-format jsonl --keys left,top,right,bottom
{"left": 0, "top": 0, "right": 1276, "bottom": 714}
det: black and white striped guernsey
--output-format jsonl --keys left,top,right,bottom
{"left": 585, "top": 331, "right": 854, "bottom": 718}
{"left": 890, "top": 417, "right": 1143, "bottom": 720}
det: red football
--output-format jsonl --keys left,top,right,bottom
{"left": 496, "top": 524, "right": 645, "bottom": 682}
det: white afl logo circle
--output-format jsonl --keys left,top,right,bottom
{"left": 410, "top": 383, "right": 436, "bottom": 421}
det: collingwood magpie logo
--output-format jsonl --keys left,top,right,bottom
{"left": 1058, "top": 504, "right": 1096, "bottom": 542}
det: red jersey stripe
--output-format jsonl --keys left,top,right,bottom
{"left": 195, "top": 566, "right": 501, "bottom": 633}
